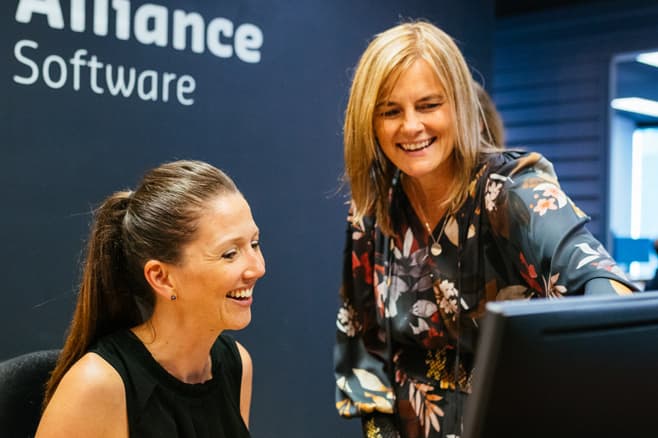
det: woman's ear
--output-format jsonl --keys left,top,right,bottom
{"left": 143, "top": 259, "right": 176, "bottom": 301}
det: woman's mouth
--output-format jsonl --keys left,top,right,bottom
{"left": 397, "top": 137, "right": 435, "bottom": 152}
{"left": 226, "top": 287, "right": 253, "bottom": 301}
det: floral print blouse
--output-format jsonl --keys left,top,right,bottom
{"left": 334, "top": 151, "right": 636, "bottom": 438}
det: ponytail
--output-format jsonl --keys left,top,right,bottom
{"left": 43, "top": 191, "right": 145, "bottom": 407}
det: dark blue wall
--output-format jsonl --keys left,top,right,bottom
{"left": 1, "top": 1, "right": 493, "bottom": 436}
{"left": 493, "top": 0, "right": 658, "bottom": 244}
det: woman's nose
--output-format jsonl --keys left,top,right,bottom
{"left": 401, "top": 111, "right": 423, "bottom": 133}
{"left": 244, "top": 249, "right": 266, "bottom": 280}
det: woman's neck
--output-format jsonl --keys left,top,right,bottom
{"left": 131, "top": 316, "right": 218, "bottom": 384}
{"left": 403, "top": 168, "right": 455, "bottom": 228}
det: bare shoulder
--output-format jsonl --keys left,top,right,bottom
{"left": 58, "top": 352, "right": 125, "bottom": 402}
{"left": 36, "top": 353, "right": 128, "bottom": 438}
{"left": 234, "top": 341, "right": 252, "bottom": 428}
{"left": 234, "top": 341, "right": 252, "bottom": 371}
{"left": 70, "top": 352, "right": 123, "bottom": 385}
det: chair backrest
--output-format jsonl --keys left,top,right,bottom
{"left": 0, "top": 350, "right": 60, "bottom": 438}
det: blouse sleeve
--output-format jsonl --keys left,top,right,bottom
{"left": 333, "top": 214, "right": 399, "bottom": 436}
{"left": 485, "top": 152, "right": 637, "bottom": 297}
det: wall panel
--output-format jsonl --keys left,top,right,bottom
{"left": 0, "top": 2, "right": 493, "bottom": 436}
{"left": 494, "top": 0, "right": 658, "bottom": 244}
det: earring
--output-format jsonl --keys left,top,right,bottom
{"left": 170, "top": 294, "right": 177, "bottom": 301}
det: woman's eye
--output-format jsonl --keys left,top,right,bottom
{"left": 251, "top": 240, "right": 260, "bottom": 250}
{"left": 379, "top": 108, "right": 400, "bottom": 118}
{"left": 222, "top": 249, "right": 238, "bottom": 260}
{"left": 418, "top": 102, "right": 440, "bottom": 111}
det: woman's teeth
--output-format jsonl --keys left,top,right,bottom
{"left": 226, "top": 288, "right": 253, "bottom": 299}
{"left": 399, "top": 138, "right": 433, "bottom": 151}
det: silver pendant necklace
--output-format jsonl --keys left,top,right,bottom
{"left": 423, "top": 214, "right": 449, "bottom": 256}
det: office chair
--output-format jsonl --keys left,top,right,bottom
{"left": 0, "top": 349, "right": 60, "bottom": 437}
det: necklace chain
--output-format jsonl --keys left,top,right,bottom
{"left": 406, "top": 179, "right": 450, "bottom": 257}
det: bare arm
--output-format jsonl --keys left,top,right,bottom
{"left": 35, "top": 353, "right": 128, "bottom": 438}
{"left": 235, "top": 341, "right": 252, "bottom": 428}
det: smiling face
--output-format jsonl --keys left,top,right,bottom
{"left": 374, "top": 58, "right": 456, "bottom": 186}
{"left": 167, "top": 192, "right": 266, "bottom": 332}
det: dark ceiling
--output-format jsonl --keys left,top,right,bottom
{"left": 496, "top": 0, "right": 612, "bottom": 17}
{"left": 496, "top": 0, "right": 658, "bottom": 122}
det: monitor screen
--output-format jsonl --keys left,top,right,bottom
{"left": 612, "top": 237, "right": 651, "bottom": 266}
{"left": 463, "top": 291, "right": 658, "bottom": 438}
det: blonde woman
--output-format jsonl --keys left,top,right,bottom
{"left": 334, "top": 21, "right": 635, "bottom": 437}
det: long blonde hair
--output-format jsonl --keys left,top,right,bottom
{"left": 343, "top": 21, "right": 496, "bottom": 234}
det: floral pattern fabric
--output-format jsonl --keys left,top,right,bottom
{"left": 334, "top": 151, "right": 636, "bottom": 438}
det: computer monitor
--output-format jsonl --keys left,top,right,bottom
{"left": 463, "top": 291, "right": 658, "bottom": 438}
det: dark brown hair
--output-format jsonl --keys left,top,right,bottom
{"left": 474, "top": 82, "right": 506, "bottom": 148}
{"left": 43, "top": 160, "right": 239, "bottom": 407}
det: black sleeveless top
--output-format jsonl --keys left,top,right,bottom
{"left": 90, "top": 330, "right": 250, "bottom": 438}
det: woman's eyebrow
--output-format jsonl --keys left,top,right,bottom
{"left": 376, "top": 93, "right": 446, "bottom": 107}
{"left": 417, "top": 93, "right": 445, "bottom": 102}
{"left": 375, "top": 100, "right": 396, "bottom": 108}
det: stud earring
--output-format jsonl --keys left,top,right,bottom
{"left": 170, "top": 294, "right": 177, "bottom": 301}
